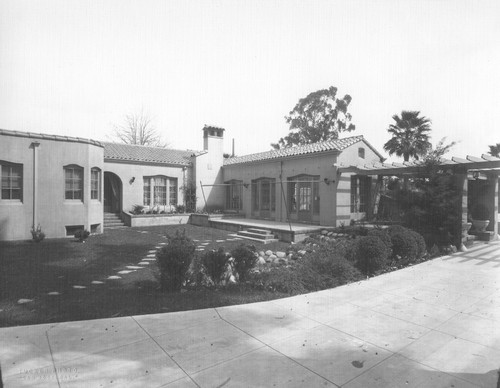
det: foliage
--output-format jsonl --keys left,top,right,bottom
{"left": 488, "top": 143, "right": 500, "bottom": 157}
{"left": 367, "top": 228, "right": 392, "bottom": 250}
{"left": 201, "top": 248, "right": 229, "bottom": 285}
{"left": 112, "top": 109, "right": 167, "bottom": 147}
{"left": 471, "top": 203, "right": 490, "bottom": 220}
{"left": 252, "top": 266, "right": 307, "bottom": 294}
{"left": 30, "top": 224, "right": 45, "bottom": 243}
{"left": 395, "top": 139, "right": 460, "bottom": 246}
{"left": 175, "top": 204, "right": 186, "bottom": 213}
{"left": 180, "top": 182, "right": 197, "bottom": 213}
{"left": 383, "top": 111, "right": 432, "bottom": 161}
{"left": 271, "top": 86, "right": 355, "bottom": 149}
{"left": 157, "top": 229, "right": 195, "bottom": 292}
{"left": 131, "top": 204, "right": 144, "bottom": 215}
{"left": 74, "top": 229, "right": 90, "bottom": 242}
{"left": 411, "top": 230, "right": 427, "bottom": 259}
{"left": 231, "top": 244, "right": 257, "bottom": 282}
{"left": 353, "top": 236, "right": 390, "bottom": 275}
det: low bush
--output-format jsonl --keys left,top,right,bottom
{"left": 131, "top": 204, "right": 144, "bottom": 215}
{"left": 367, "top": 228, "right": 392, "bottom": 250}
{"left": 157, "top": 229, "right": 195, "bottom": 292}
{"left": 31, "top": 224, "right": 45, "bottom": 243}
{"left": 201, "top": 248, "right": 229, "bottom": 285}
{"left": 353, "top": 235, "right": 390, "bottom": 275}
{"left": 390, "top": 230, "right": 418, "bottom": 262}
{"left": 251, "top": 266, "right": 307, "bottom": 294}
{"left": 411, "top": 230, "right": 427, "bottom": 259}
{"left": 75, "top": 229, "right": 90, "bottom": 242}
{"left": 231, "top": 244, "right": 257, "bottom": 282}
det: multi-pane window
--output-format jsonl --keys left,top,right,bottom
{"left": 154, "top": 177, "right": 167, "bottom": 205}
{"left": 143, "top": 178, "right": 151, "bottom": 206}
{"left": 143, "top": 176, "right": 178, "bottom": 207}
{"left": 226, "top": 180, "right": 242, "bottom": 210}
{"left": 91, "top": 168, "right": 101, "bottom": 200}
{"left": 351, "top": 175, "right": 371, "bottom": 213}
{"left": 1, "top": 163, "right": 22, "bottom": 201}
{"left": 169, "top": 179, "right": 177, "bottom": 205}
{"left": 64, "top": 166, "right": 83, "bottom": 200}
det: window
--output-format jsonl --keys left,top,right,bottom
{"left": 358, "top": 147, "right": 365, "bottom": 159}
{"left": 288, "top": 175, "right": 320, "bottom": 215}
{"left": 91, "top": 168, "right": 101, "bottom": 200}
{"left": 1, "top": 162, "right": 23, "bottom": 201}
{"left": 144, "top": 176, "right": 178, "bottom": 207}
{"left": 351, "top": 175, "right": 371, "bottom": 213}
{"left": 154, "top": 177, "right": 167, "bottom": 205}
{"left": 226, "top": 180, "right": 242, "bottom": 210}
{"left": 169, "top": 179, "right": 177, "bottom": 205}
{"left": 64, "top": 165, "right": 83, "bottom": 200}
{"left": 143, "top": 178, "right": 151, "bottom": 206}
{"left": 251, "top": 178, "right": 275, "bottom": 213}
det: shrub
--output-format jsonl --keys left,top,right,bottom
{"left": 231, "top": 244, "right": 257, "bottom": 282}
{"left": 175, "top": 204, "right": 186, "bottom": 213}
{"left": 354, "top": 235, "right": 390, "bottom": 275}
{"left": 157, "top": 229, "right": 195, "bottom": 292}
{"left": 299, "top": 253, "right": 362, "bottom": 289}
{"left": 31, "top": 224, "right": 45, "bottom": 243}
{"left": 74, "top": 229, "right": 90, "bottom": 242}
{"left": 131, "top": 204, "right": 144, "bottom": 215}
{"left": 252, "top": 266, "right": 307, "bottom": 294}
{"left": 390, "top": 230, "right": 418, "bottom": 262}
{"left": 201, "top": 248, "right": 229, "bottom": 285}
{"left": 367, "top": 228, "right": 392, "bottom": 250}
{"left": 411, "top": 230, "right": 427, "bottom": 259}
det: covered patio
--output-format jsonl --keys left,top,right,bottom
{"left": 338, "top": 153, "right": 500, "bottom": 250}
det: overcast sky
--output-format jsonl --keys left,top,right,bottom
{"left": 1, "top": 0, "right": 499, "bottom": 160}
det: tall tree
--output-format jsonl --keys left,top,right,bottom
{"left": 488, "top": 143, "right": 500, "bottom": 157}
{"left": 112, "top": 110, "right": 168, "bottom": 147}
{"left": 271, "top": 86, "right": 355, "bottom": 149}
{"left": 383, "top": 111, "right": 432, "bottom": 161}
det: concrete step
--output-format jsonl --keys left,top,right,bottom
{"left": 246, "top": 228, "right": 274, "bottom": 236}
{"left": 104, "top": 221, "right": 126, "bottom": 227}
{"left": 238, "top": 231, "right": 277, "bottom": 240}
{"left": 235, "top": 234, "right": 279, "bottom": 244}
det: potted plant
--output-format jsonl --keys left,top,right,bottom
{"left": 31, "top": 224, "right": 45, "bottom": 243}
{"left": 471, "top": 203, "right": 490, "bottom": 232}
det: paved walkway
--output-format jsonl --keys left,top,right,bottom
{"left": 1, "top": 241, "right": 499, "bottom": 387}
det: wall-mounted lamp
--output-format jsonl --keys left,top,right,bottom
{"left": 472, "top": 171, "right": 480, "bottom": 180}
{"left": 129, "top": 177, "right": 136, "bottom": 184}
{"left": 243, "top": 183, "right": 249, "bottom": 189}
{"left": 323, "top": 178, "right": 333, "bottom": 185}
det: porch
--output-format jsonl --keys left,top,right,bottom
{"left": 208, "top": 217, "right": 331, "bottom": 243}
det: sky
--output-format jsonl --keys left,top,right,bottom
{"left": 1, "top": 0, "right": 499, "bottom": 161}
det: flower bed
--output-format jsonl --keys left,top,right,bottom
{"left": 121, "top": 212, "right": 190, "bottom": 227}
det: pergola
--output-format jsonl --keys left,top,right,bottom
{"left": 337, "top": 154, "right": 500, "bottom": 250}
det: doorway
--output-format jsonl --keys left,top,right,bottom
{"left": 104, "top": 172, "right": 122, "bottom": 213}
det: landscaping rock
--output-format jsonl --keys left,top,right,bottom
{"left": 265, "top": 250, "right": 273, "bottom": 256}
{"left": 257, "top": 257, "right": 266, "bottom": 265}
{"left": 276, "top": 251, "right": 286, "bottom": 258}
{"left": 268, "top": 254, "right": 277, "bottom": 260}
{"left": 298, "top": 250, "right": 307, "bottom": 255}
{"left": 265, "top": 256, "right": 273, "bottom": 263}
{"left": 258, "top": 251, "right": 265, "bottom": 257}
{"left": 321, "top": 229, "right": 328, "bottom": 235}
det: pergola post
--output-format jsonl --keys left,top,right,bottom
{"left": 486, "top": 173, "right": 499, "bottom": 239}
{"left": 456, "top": 172, "right": 470, "bottom": 252}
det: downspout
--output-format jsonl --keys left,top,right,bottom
{"left": 30, "top": 141, "right": 40, "bottom": 228}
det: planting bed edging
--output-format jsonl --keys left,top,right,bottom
{"left": 122, "top": 212, "right": 190, "bottom": 227}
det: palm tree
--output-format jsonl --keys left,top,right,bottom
{"left": 383, "top": 111, "right": 432, "bottom": 162}
{"left": 488, "top": 143, "right": 500, "bottom": 157}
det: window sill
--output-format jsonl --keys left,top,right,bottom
{"left": 0, "top": 200, "right": 23, "bottom": 205}
{"left": 64, "top": 200, "right": 84, "bottom": 204}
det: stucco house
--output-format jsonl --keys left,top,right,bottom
{"left": 1, "top": 126, "right": 498, "bottom": 244}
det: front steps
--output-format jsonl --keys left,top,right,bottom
{"left": 104, "top": 212, "right": 127, "bottom": 228}
{"left": 237, "top": 228, "right": 278, "bottom": 244}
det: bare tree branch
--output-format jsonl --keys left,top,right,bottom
{"left": 111, "top": 110, "right": 169, "bottom": 148}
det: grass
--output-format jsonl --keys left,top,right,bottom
{"left": 0, "top": 225, "right": 290, "bottom": 327}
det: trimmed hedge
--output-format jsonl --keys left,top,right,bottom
{"left": 231, "top": 244, "right": 257, "bottom": 282}
{"left": 354, "top": 235, "right": 391, "bottom": 275}
{"left": 201, "top": 248, "right": 228, "bottom": 285}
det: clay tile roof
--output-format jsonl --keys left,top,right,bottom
{"left": 223, "top": 135, "right": 366, "bottom": 166}
{"left": 0, "top": 128, "right": 103, "bottom": 147}
{"left": 103, "top": 142, "right": 199, "bottom": 166}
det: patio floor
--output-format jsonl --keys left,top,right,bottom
{"left": 1, "top": 241, "right": 499, "bottom": 387}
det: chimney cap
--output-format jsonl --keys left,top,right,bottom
{"left": 203, "top": 125, "right": 225, "bottom": 132}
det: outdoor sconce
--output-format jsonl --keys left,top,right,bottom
{"left": 324, "top": 178, "right": 333, "bottom": 185}
{"left": 130, "top": 177, "right": 135, "bottom": 184}
{"left": 243, "top": 183, "right": 249, "bottom": 189}
{"left": 472, "top": 171, "right": 479, "bottom": 180}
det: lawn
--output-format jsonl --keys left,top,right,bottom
{"left": 0, "top": 225, "right": 290, "bottom": 327}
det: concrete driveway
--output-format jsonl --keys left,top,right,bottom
{"left": 1, "top": 241, "right": 499, "bottom": 387}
